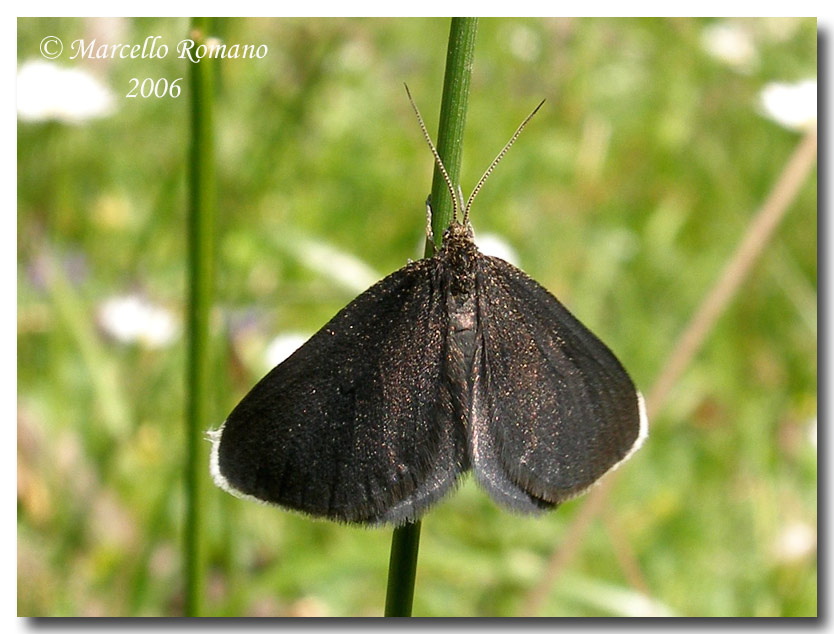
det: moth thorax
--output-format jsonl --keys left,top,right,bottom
{"left": 441, "top": 223, "right": 479, "bottom": 296}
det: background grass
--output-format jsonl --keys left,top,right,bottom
{"left": 17, "top": 17, "right": 816, "bottom": 616}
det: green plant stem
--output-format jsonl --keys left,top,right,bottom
{"left": 426, "top": 17, "right": 479, "bottom": 255}
{"left": 184, "top": 16, "right": 216, "bottom": 617}
{"left": 384, "top": 521, "right": 422, "bottom": 617}
{"left": 385, "top": 17, "right": 478, "bottom": 618}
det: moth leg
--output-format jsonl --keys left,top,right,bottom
{"left": 424, "top": 194, "right": 436, "bottom": 252}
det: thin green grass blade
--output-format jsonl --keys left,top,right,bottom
{"left": 184, "top": 16, "right": 216, "bottom": 617}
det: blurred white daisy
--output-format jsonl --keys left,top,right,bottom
{"left": 759, "top": 79, "right": 817, "bottom": 132}
{"left": 701, "top": 21, "right": 758, "bottom": 72}
{"left": 264, "top": 332, "right": 309, "bottom": 368}
{"left": 97, "top": 294, "right": 179, "bottom": 348}
{"left": 507, "top": 24, "right": 541, "bottom": 62}
{"left": 17, "top": 60, "right": 115, "bottom": 124}
{"left": 476, "top": 232, "right": 520, "bottom": 266}
{"left": 772, "top": 520, "right": 816, "bottom": 564}
{"left": 291, "top": 237, "right": 379, "bottom": 294}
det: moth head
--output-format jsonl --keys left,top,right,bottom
{"left": 444, "top": 220, "right": 475, "bottom": 243}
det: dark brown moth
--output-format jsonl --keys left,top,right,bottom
{"left": 210, "top": 87, "right": 647, "bottom": 525}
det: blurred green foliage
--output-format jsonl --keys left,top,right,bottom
{"left": 17, "top": 17, "right": 816, "bottom": 616}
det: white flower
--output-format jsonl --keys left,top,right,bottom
{"left": 17, "top": 60, "right": 115, "bottom": 124}
{"left": 97, "top": 294, "right": 179, "bottom": 348}
{"left": 291, "top": 237, "right": 379, "bottom": 294}
{"left": 477, "top": 233, "right": 519, "bottom": 266}
{"left": 507, "top": 24, "right": 541, "bottom": 62}
{"left": 772, "top": 520, "right": 816, "bottom": 563}
{"left": 264, "top": 333, "right": 308, "bottom": 368}
{"left": 759, "top": 79, "right": 817, "bottom": 132}
{"left": 701, "top": 21, "right": 758, "bottom": 72}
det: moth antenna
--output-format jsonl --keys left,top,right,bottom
{"left": 404, "top": 83, "right": 462, "bottom": 224}
{"left": 463, "top": 98, "right": 546, "bottom": 225}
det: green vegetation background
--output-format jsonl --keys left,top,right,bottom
{"left": 17, "top": 17, "right": 816, "bottom": 616}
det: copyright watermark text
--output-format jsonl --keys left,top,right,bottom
{"left": 35, "top": 34, "right": 267, "bottom": 100}
{"left": 40, "top": 35, "right": 63, "bottom": 59}
{"left": 39, "top": 35, "right": 268, "bottom": 62}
